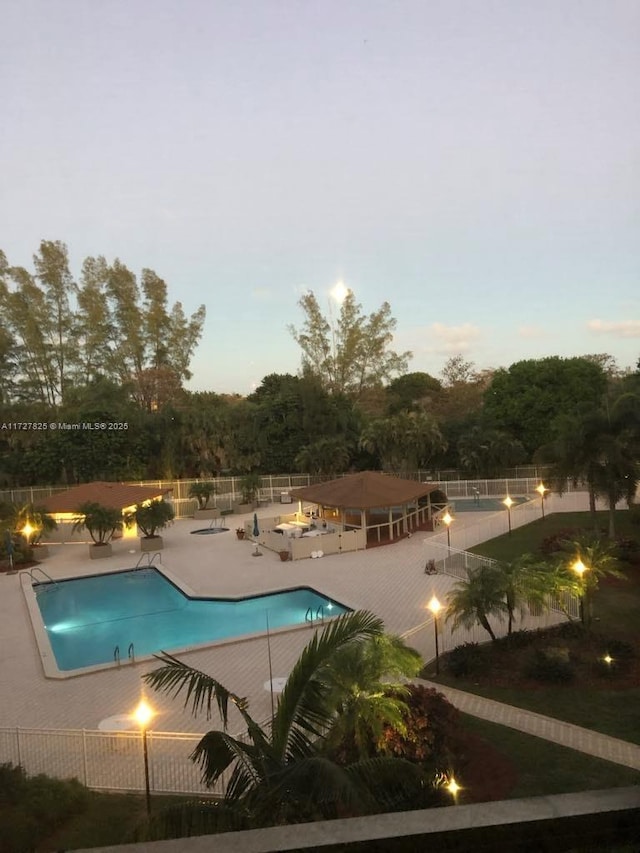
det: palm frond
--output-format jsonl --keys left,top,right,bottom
{"left": 192, "top": 731, "right": 262, "bottom": 790}
{"left": 272, "top": 611, "right": 384, "bottom": 760}
{"left": 143, "top": 651, "right": 246, "bottom": 726}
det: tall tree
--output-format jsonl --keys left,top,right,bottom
{"left": 289, "top": 290, "right": 411, "bottom": 398}
{"left": 483, "top": 357, "right": 607, "bottom": 457}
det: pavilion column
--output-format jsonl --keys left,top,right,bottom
{"left": 402, "top": 505, "right": 408, "bottom": 533}
{"left": 360, "top": 509, "right": 366, "bottom": 544}
{"left": 388, "top": 507, "right": 393, "bottom": 542}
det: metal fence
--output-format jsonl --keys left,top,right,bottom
{"left": 0, "top": 727, "right": 234, "bottom": 796}
{"left": 0, "top": 473, "right": 579, "bottom": 522}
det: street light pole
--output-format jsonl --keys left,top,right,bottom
{"left": 535, "top": 484, "right": 547, "bottom": 520}
{"left": 133, "top": 700, "right": 155, "bottom": 817}
{"left": 442, "top": 511, "right": 453, "bottom": 549}
{"left": 427, "top": 595, "right": 442, "bottom": 675}
{"left": 503, "top": 496, "right": 513, "bottom": 535}
{"left": 572, "top": 559, "right": 588, "bottom": 626}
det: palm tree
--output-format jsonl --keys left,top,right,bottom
{"left": 538, "top": 389, "right": 640, "bottom": 538}
{"left": 72, "top": 501, "right": 122, "bottom": 545}
{"left": 560, "top": 534, "right": 626, "bottom": 627}
{"left": 359, "top": 411, "right": 446, "bottom": 474}
{"left": 445, "top": 566, "right": 508, "bottom": 642}
{"left": 142, "top": 611, "right": 431, "bottom": 838}
{"left": 322, "top": 634, "right": 423, "bottom": 762}
{"left": 491, "top": 555, "right": 551, "bottom": 635}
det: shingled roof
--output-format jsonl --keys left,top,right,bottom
{"left": 39, "top": 481, "right": 172, "bottom": 514}
{"left": 288, "top": 471, "right": 439, "bottom": 510}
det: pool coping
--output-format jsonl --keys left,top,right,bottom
{"left": 21, "top": 563, "right": 355, "bottom": 680}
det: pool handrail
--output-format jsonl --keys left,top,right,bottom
{"left": 22, "top": 566, "right": 59, "bottom": 587}
{"left": 134, "top": 551, "right": 162, "bottom": 569}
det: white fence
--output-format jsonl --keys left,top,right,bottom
{"left": 0, "top": 474, "right": 590, "bottom": 522}
{"left": 0, "top": 727, "right": 219, "bottom": 796}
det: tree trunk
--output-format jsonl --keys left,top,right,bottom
{"left": 588, "top": 485, "right": 598, "bottom": 532}
{"left": 479, "top": 615, "right": 497, "bottom": 641}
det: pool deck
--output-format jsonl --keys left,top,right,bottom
{"left": 0, "top": 508, "right": 497, "bottom": 735}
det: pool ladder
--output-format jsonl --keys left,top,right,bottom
{"left": 305, "top": 605, "right": 325, "bottom": 625}
{"left": 113, "top": 643, "right": 135, "bottom": 667}
{"left": 23, "top": 566, "right": 59, "bottom": 588}
{"left": 135, "top": 551, "right": 161, "bottom": 569}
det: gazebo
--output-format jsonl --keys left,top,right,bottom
{"left": 289, "top": 471, "right": 444, "bottom": 547}
{"left": 39, "top": 481, "right": 172, "bottom": 542}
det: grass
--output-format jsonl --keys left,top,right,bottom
{"left": 432, "top": 509, "right": 640, "bottom": 742}
{"left": 38, "top": 792, "right": 193, "bottom": 852}
{"left": 469, "top": 509, "right": 639, "bottom": 562}
{"left": 457, "top": 713, "right": 640, "bottom": 799}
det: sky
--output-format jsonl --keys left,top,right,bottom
{"left": 2, "top": 0, "right": 639, "bottom": 394}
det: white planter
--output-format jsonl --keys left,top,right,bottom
{"left": 233, "top": 503, "right": 254, "bottom": 514}
{"left": 194, "top": 508, "right": 220, "bottom": 520}
{"left": 90, "top": 543, "right": 112, "bottom": 560}
{"left": 140, "top": 535, "right": 163, "bottom": 552}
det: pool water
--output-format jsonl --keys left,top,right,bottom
{"left": 452, "top": 497, "right": 530, "bottom": 512}
{"left": 34, "top": 568, "right": 350, "bottom": 672}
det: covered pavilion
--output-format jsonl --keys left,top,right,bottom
{"left": 288, "top": 470, "right": 444, "bottom": 547}
{"left": 39, "top": 481, "right": 172, "bottom": 542}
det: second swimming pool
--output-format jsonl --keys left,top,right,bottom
{"left": 33, "top": 568, "right": 350, "bottom": 673}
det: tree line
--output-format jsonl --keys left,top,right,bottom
{"left": 1, "top": 242, "right": 639, "bottom": 509}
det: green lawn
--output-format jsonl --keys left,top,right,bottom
{"left": 469, "top": 509, "right": 639, "bottom": 562}
{"left": 435, "top": 509, "right": 640, "bottom": 742}
{"left": 457, "top": 713, "right": 640, "bottom": 798}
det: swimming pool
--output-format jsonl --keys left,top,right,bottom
{"left": 452, "top": 496, "right": 530, "bottom": 512}
{"left": 31, "top": 568, "right": 350, "bottom": 674}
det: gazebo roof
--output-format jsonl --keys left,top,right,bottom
{"left": 39, "top": 481, "right": 172, "bottom": 514}
{"left": 289, "top": 471, "right": 440, "bottom": 510}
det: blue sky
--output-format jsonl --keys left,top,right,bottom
{"left": 2, "top": 0, "right": 639, "bottom": 393}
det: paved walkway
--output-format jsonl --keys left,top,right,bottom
{"left": 416, "top": 678, "right": 640, "bottom": 771}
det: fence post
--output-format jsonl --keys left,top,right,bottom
{"left": 82, "top": 729, "right": 88, "bottom": 786}
{"left": 16, "top": 728, "right": 21, "bottom": 765}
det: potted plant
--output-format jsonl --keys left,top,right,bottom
{"left": 125, "top": 500, "right": 175, "bottom": 551}
{"left": 278, "top": 549, "right": 290, "bottom": 562}
{"left": 235, "top": 527, "right": 246, "bottom": 540}
{"left": 11, "top": 503, "right": 57, "bottom": 559}
{"left": 72, "top": 502, "right": 123, "bottom": 559}
{"left": 188, "top": 481, "right": 220, "bottom": 520}
{"left": 233, "top": 472, "right": 262, "bottom": 514}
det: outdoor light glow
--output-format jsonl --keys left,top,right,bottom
{"left": 572, "top": 559, "right": 587, "bottom": 577}
{"left": 329, "top": 280, "right": 349, "bottom": 304}
{"left": 446, "top": 777, "right": 461, "bottom": 796}
{"left": 503, "top": 496, "right": 514, "bottom": 509}
{"left": 133, "top": 699, "right": 155, "bottom": 728}
{"left": 603, "top": 654, "right": 613, "bottom": 665}
{"left": 327, "top": 602, "right": 333, "bottom": 610}
{"left": 442, "top": 512, "right": 453, "bottom": 527}
{"left": 427, "top": 595, "right": 442, "bottom": 616}
{"left": 535, "top": 484, "right": 547, "bottom": 498}
{"left": 22, "top": 522, "right": 35, "bottom": 539}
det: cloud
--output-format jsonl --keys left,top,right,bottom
{"left": 588, "top": 319, "right": 640, "bottom": 338}
{"left": 518, "top": 325, "right": 547, "bottom": 339}
{"left": 408, "top": 323, "right": 482, "bottom": 355}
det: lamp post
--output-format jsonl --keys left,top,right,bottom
{"left": 572, "top": 558, "right": 588, "bottom": 625}
{"left": 503, "top": 496, "right": 514, "bottom": 535}
{"left": 427, "top": 595, "right": 442, "bottom": 675}
{"left": 442, "top": 511, "right": 453, "bottom": 548}
{"left": 535, "top": 484, "right": 547, "bottom": 520}
{"left": 21, "top": 521, "right": 35, "bottom": 546}
{"left": 133, "top": 699, "right": 155, "bottom": 816}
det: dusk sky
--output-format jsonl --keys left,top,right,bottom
{"left": 2, "top": 0, "right": 639, "bottom": 394}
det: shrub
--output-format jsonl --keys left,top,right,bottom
{"left": 539, "top": 528, "right": 584, "bottom": 556}
{"left": 445, "top": 642, "right": 488, "bottom": 678}
{"left": 614, "top": 537, "right": 640, "bottom": 564}
{"left": 525, "top": 647, "right": 575, "bottom": 683}
{"left": 493, "top": 629, "right": 537, "bottom": 650}
{"left": 379, "top": 685, "right": 462, "bottom": 770}
{"left": 0, "top": 763, "right": 90, "bottom": 852}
